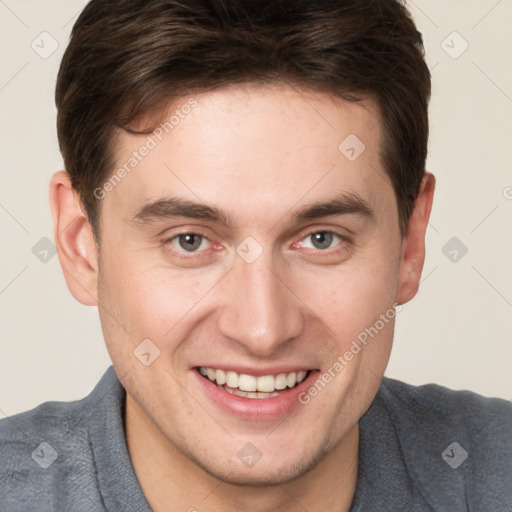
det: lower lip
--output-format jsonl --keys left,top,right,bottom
{"left": 192, "top": 369, "right": 320, "bottom": 420}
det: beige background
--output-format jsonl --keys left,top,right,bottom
{"left": 1, "top": 0, "right": 511, "bottom": 417}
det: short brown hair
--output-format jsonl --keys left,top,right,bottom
{"left": 56, "top": 0, "right": 430, "bottom": 240}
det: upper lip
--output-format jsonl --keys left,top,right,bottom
{"left": 194, "top": 365, "right": 316, "bottom": 377}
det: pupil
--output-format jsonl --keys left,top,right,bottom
{"left": 312, "top": 232, "right": 332, "bottom": 249}
{"left": 179, "top": 234, "right": 201, "bottom": 251}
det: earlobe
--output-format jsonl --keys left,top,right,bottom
{"left": 49, "top": 170, "right": 99, "bottom": 306}
{"left": 396, "top": 172, "right": 436, "bottom": 305}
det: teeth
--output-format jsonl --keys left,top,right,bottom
{"left": 275, "top": 373, "right": 288, "bottom": 390}
{"left": 215, "top": 369, "right": 226, "bottom": 385}
{"left": 226, "top": 371, "right": 238, "bottom": 388}
{"left": 223, "top": 386, "right": 280, "bottom": 399}
{"left": 198, "top": 366, "right": 310, "bottom": 394}
{"left": 256, "top": 375, "right": 275, "bottom": 392}
{"left": 239, "top": 374, "right": 257, "bottom": 392}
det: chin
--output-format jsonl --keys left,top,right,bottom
{"left": 189, "top": 440, "right": 331, "bottom": 488}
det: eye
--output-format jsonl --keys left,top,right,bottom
{"left": 170, "top": 233, "right": 210, "bottom": 253}
{"left": 300, "top": 231, "right": 343, "bottom": 250}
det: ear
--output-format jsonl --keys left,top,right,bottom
{"left": 396, "top": 172, "right": 436, "bottom": 305}
{"left": 49, "top": 170, "right": 99, "bottom": 306}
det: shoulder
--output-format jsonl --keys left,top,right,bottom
{"left": 0, "top": 367, "right": 119, "bottom": 511}
{"left": 0, "top": 392, "right": 95, "bottom": 459}
{"left": 380, "top": 376, "right": 512, "bottom": 440}
{"left": 378, "top": 377, "right": 512, "bottom": 509}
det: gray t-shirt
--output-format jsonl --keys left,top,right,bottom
{"left": 1, "top": 366, "right": 511, "bottom": 511}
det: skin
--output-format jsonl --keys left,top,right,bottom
{"left": 49, "top": 82, "right": 435, "bottom": 512}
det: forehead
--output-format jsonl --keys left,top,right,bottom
{"left": 104, "top": 83, "right": 392, "bottom": 226}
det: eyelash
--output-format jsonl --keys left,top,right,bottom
{"left": 163, "top": 230, "right": 347, "bottom": 259}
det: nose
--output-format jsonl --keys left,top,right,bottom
{"left": 217, "top": 249, "right": 306, "bottom": 356}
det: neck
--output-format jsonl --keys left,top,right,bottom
{"left": 125, "top": 394, "right": 359, "bottom": 512}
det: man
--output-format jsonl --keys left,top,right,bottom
{"left": 1, "top": 0, "right": 510, "bottom": 510}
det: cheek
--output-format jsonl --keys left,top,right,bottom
{"left": 299, "top": 255, "right": 399, "bottom": 326}
{"left": 289, "top": 246, "right": 400, "bottom": 375}
{"left": 99, "top": 247, "right": 223, "bottom": 342}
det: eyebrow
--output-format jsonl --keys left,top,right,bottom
{"left": 291, "top": 192, "right": 374, "bottom": 224}
{"left": 131, "top": 192, "right": 375, "bottom": 228}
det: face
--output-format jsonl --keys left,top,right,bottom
{"left": 87, "top": 83, "right": 409, "bottom": 485}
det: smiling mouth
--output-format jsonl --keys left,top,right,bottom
{"left": 195, "top": 366, "right": 312, "bottom": 399}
